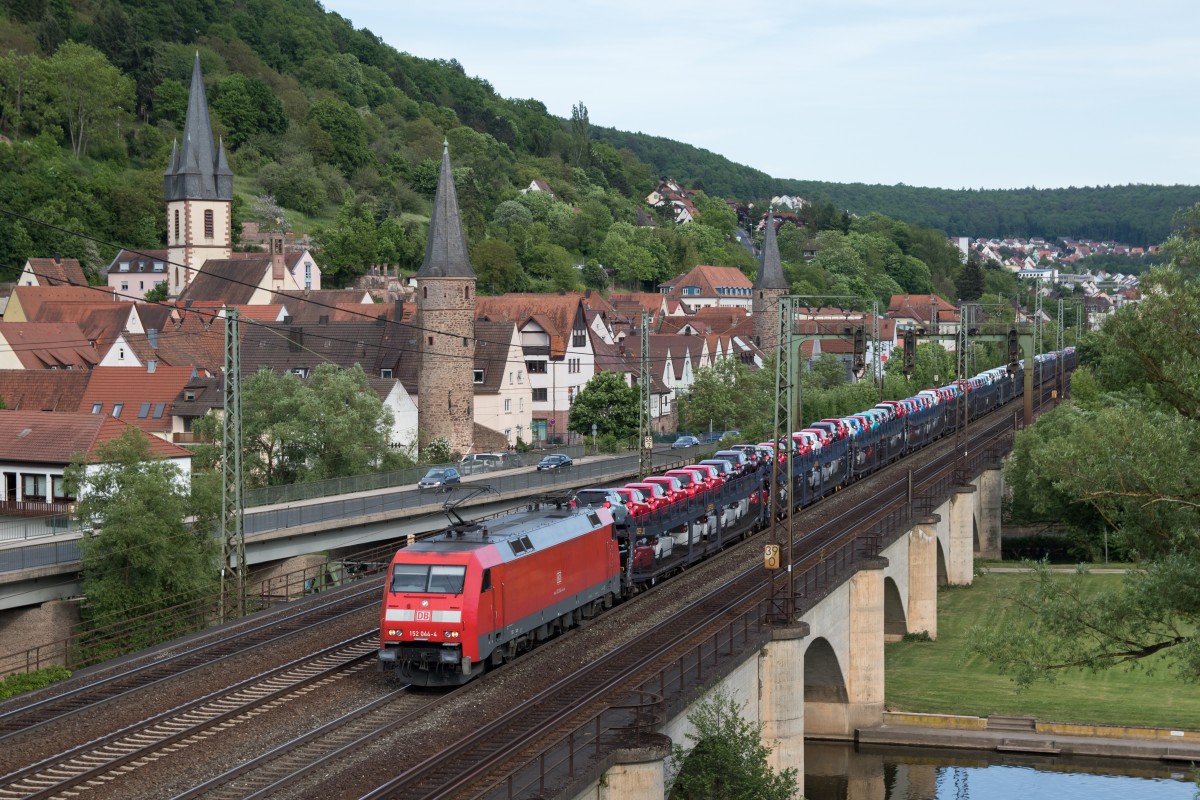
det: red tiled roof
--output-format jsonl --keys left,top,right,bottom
{"left": 26, "top": 258, "right": 88, "bottom": 286}
{"left": 659, "top": 264, "right": 752, "bottom": 298}
{"left": 0, "top": 323, "right": 101, "bottom": 369}
{"left": 0, "top": 410, "right": 193, "bottom": 463}
{"left": 0, "top": 370, "right": 92, "bottom": 412}
{"left": 78, "top": 366, "right": 195, "bottom": 434}
{"left": 8, "top": 285, "right": 116, "bottom": 320}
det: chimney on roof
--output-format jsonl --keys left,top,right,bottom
{"left": 271, "top": 234, "right": 285, "bottom": 283}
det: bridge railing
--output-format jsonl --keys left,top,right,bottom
{"left": 241, "top": 444, "right": 590, "bottom": 507}
{"left": 241, "top": 446, "right": 720, "bottom": 535}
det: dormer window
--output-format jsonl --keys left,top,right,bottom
{"left": 119, "top": 262, "right": 130, "bottom": 272}
{"left": 473, "top": 369, "right": 485, "bottom": 384}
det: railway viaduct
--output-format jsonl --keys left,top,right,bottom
{"left": 565, "top": 470, "right": 1002, "bottom": 800}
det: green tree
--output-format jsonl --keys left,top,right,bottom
{"left": 68, "top": 427, "right": 218, "bottom": 627}
{"left": 305, "top": 97, "right": 371, "bottom": 176}
{"left": 39, "top": 42, "right": 134, "bottom": 158}
{"left": 972, "top": 265, "right": 1200, "bottom": 684}
{"left": 959, "top": 256, "right": 985, "bottom": 301}
{"left": 568, "top": 371, "right": 638, "bottom": 439}
{"left": 471, "top": 238, "right": 521, "bottom": 294}
{"left": 212, "top": 73, "right": 288, "bottom": 148}
{"left": 669, "top": 689, "right": 800, "bottom": 800}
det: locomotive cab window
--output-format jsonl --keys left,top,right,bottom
{"left": 480, "top": 568, "right": 491, "bottom": 592}
{"left": 390, "top": 563, "right": 467, "bottom": 594}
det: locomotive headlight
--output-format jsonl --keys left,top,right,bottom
{"left": 444, "top": 630, "right": 460, "bottom": 638}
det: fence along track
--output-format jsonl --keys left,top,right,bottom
{"left": 0, "top": 583, "right": 381, "bottom": 740}
{"left": 0, "top": 636, "right": 376, "bottom": 800}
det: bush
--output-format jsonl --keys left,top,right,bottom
{"left": 0, "top": 666, "right": 72, "bottom": 700}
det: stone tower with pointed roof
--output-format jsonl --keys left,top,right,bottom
{"left": 416, "top": 143, "right": 476, "bottom": 455}
{"left": 164, "top": 53, "right": 233, "bottom": 297}
{"left": 753, "top": 212, "right": 789, "bottom": 355}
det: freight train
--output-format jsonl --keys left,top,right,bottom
{"left": 378, "top": 348, "right": 1074, "bottom": 685}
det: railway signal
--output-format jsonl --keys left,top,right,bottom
{"left": 1007, "top": 327, "right": 1020, "bottom": 374}
{"left": 852, "top": 327, "right": 866, "bottom": 372}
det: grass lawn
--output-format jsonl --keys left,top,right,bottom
{"left": 885, "top": 571, "right": 1200, "bottom": 730}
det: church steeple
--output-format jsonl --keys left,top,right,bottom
{"left": 416, "top": 141, "right": 475, "bottom": 279}
{"left": 752, "top": 210, "right": 789, "bottom": 354}
{"left": 755, "top": 211, "right": 788, "bottom": 290}
{"left": 164, "top": 53, "right": 233, "bottom": 202}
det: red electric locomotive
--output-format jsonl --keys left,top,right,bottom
{"left": 377, "top": 504, "right": 621, "bottom": 686}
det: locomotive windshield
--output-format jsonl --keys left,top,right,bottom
{"left": 390, "top": 564, "right": 467, "bottom": 594}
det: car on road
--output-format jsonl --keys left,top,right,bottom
{"left": 536, "top": 453, "right": 573, "bottom": 471}
{"left": 418, "top": 467, "right": 461, "bottom": 492}
{"left": 671, "top": 435, "right": 700, "bottom": 449}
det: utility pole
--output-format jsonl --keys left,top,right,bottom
{"left": 220, "top": 308, "right": 245, "bottom": 623}
{"left": 953, "top": 304, "right": 972, "bottom": 485}
{"left": 768, "top": 297, "right": 795, "bottom": 623}
{"left": 637, "top": 310, "right": 652, "bottom": 479}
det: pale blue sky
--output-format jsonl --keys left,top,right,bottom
{"left": 324, "top": 1, "right": 1200, "bottom": 191}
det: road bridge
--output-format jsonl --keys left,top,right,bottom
{"left": 0, "top": 445, "right": 715, "bottom": 612}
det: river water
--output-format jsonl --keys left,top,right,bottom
{"left": 805, "top": 742, "right": 1196, "bottom": 799}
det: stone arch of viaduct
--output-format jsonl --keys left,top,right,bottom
{"left": 573, "top": 467, "right": 1003, "bottom": 800}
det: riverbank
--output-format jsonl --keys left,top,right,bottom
{"left": 885, "top": 571, "right": 1200, "bottom": 730}
{"left": 850, "top": 712, "right": 1200, "bottom": 764}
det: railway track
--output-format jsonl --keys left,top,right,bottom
{"left": 334, "top": 401, "right": 1034, "bottom": 799}
{"left": 0, "top": 582, "right": 382, "bottom": 742}
{"left": 0, "top": 635, "right": 377, "bottom": 800}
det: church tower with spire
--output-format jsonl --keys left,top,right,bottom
{"left": 415, "top": 142, "right": 476, "bottom": 456}
{"left": 753, "top": 211, "right": 789, "bottom": 355}
{"left": 164, "top": 53, "right": 233, "bottom": 297}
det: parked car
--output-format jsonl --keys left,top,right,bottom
{"left": 418, "top": 467, "right": 461, "bottom": 492}
{"left": 536, "top": 453, "right": 573, "bottom": 471}
{"left": 672, "top": 435, "right": 700, "bottom": 449}
{"left": 574, "top": 488, "right": 630, "bottom": 527}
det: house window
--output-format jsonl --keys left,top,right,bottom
{"left": 517, "top": 370, "right": 523, "bottom": 384}
{"left": 504, "top": 399, "right": 511, "bottom": 413}
{"left": 423, "top": 287, "right": 428, "bottom": 299}
{"left": 139, "top": 281, "right": 144, "bottom": 290}
{"left": 526, "top": 360, "right": 547, "bottom": 374}
{"left": 519, "top": 397, "right": 524, "bottom": 412}
{"left": 567, "top": 386, "right": 575, "bottom": 404}
{"left": 427, "top": 336, "right": 434, "bottom": 346}
{"left": 153, "top": 262, "right": 164, "bottom": 272}
{"left": 532, "top": 388, "right": 548, "bottom": 402}
{"left": 568, "top": 358, "right": 580, "bottom": 374}
{"left": 119, "top": 262, "right": 130, "bottom": 272}
{"left": 304, "top": 261, "right": 312, "bottom": 289}
{"left": 174, "top": 210, "right": 180, "bottom": 241}
{"left": 23, "top": 474, "right": 47, "bottom": 500}
{"left": 138, "top": 402, "right": 151, "bottom": 418}
{"left": 508, "top": 371, "right": 513, "bottom": 385}
{"left": 111, "top": 403, "right": 123, "bottom": 418}
{"left": 153, "top": 402, "right": 165, "bottom": 419}
{"left": 473, "top": 369, "right": 484, "bottom": 384}
{"left": 184, "top": 390, "right": 196, "bottom": 401}
{"left": 204, "top": 209, "right": 214, "bottom": 238}
{"left": 91, "top": 403, "right": 102, "bottom": 414}
{"left": 572, "top": 331, "right": 586, "bottom": 348}
{"left": 288, "top": 367, "right": 309, "bottom": 379}
{"left": 120, "top": 282, "right": 129, "bottom": 292}
{"left": 380, "top": 368, "right": 393, "bottom": 379}
{"left": 462, "top": 337, "right": 468, "bottom": 347}
{"left": 52, "top": 475, "right": 65, "bottom": 499}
